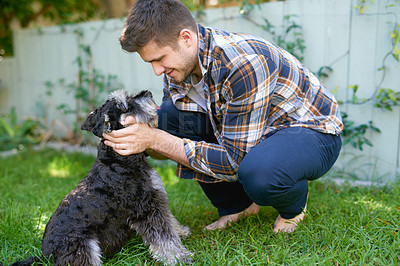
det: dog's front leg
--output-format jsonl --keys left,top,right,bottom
{"left": 131, "top": 209, "right": 192, "bottom": 265}
{"left": 170, "top": 214, "right": 191, "bottom": 239}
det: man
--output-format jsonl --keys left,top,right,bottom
{"left": 103, "top": 0, "right": 343, "bottom": 233}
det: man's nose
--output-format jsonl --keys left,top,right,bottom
{"left": 151, "top": 62, "right": 165, "bottom": 76}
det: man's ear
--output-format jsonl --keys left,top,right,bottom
{"left": 179, "top": 29, "right": 196, "bottom": 48}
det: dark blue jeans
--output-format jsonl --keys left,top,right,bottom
{"left": 158, "top": 98, "right": 342, "bottom": 219}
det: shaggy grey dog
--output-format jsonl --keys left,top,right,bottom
{"left": 11, "top": 90, "right": 192, "bottom": 266}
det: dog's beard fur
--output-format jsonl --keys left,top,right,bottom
{"left": 11, "top": 90, "right": 192, "bottom": 266}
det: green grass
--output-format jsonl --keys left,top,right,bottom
{"left": 1, "top": 148, "right": 399, "bottom": 265}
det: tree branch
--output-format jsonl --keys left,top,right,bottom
{"left": 22, "top": 3, "right": 54, "bottom": 27}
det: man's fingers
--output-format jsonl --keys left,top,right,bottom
{"left": 121, "top": 115, "right": 136, "bottom": 126}
{"left": 101, "top": 122, "right": 149, "bottom": 156}
{"left": 102, "top": 134, "right": 119, "bottom": 143}
{"left": 105, "top": 141, "right": 144, "bottom": 156}
{"left": 104, "top": 140, "right": 128, "bottom": 149}
{"left": 103, "top": 125, "right": 136, "bottom": 139}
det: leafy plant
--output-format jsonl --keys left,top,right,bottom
{"left": 259, "top": 15, "right": 306, "bottom": 61}
{"left": 0, "top": 107, "right": 43, "bottom": 151}
{"left": 341, "top": 112, "right": 381, "bottom": 150}
{"left": 354, "top": 0, "right": 375, "bottom": 14}
{"left": 315, "top": 65, "right": 333, "bottom": 79}
{"left": 346, "top": 85, "right": 400, "bottom": 111}
{"left": 347, "top": 85, "right": 369, "bottom": 104}
{"left": 318, "top": 1, "right": 400, "bottom": 153}
{"left": 1, "top": 0, "right": 104, "bottom": 56}
{"left": 390, "top": 23, "right": 400, "bottom": 61}
{"left": 238, "top": 0, "right": 260, "bottom": 16}
{"left": 374, "top": 88, "right": 400, "bottom": 111}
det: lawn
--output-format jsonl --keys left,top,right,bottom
{"left": 1, "top": 148, "right": 399, "bottom": 265}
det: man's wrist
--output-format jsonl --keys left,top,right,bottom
{"left": 147, "top": 128, "right": 190, "bottom": 167}
{"left": 148, "top": 128, "right": 161, "bottom": 151}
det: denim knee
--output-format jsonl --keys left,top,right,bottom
{"left": 237, "top": 128, "right": 341, "bottom": 217}
{"left": 238, "top": 163, "right": 285, "bottom": 206}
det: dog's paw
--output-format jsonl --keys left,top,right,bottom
{"left": 171, "top": 250, "right": 193, "bottom": 266}
{"left": 170, "top": 216, "right": 191, "bottom": 238}
{"left": 150, "top": 243, "right": 192, "bottom": 266}
{"left": 178, "top": 254, "right": 193, "bottom": 265}
{"left": 176, "top": 224, "right": 191, "bottom": 238}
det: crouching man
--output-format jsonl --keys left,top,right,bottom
{"left": 103, "top": 0, "right": 343, "bottom": 233}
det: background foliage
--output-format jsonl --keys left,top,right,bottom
{"left": 0, "top": 0, "right": 104, "bottom": 56}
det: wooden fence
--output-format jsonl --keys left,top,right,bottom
{"left": 0, "top": 0, "right": 399, "bottom": 182}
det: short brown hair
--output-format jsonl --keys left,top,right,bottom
{"left": 120, "top": 0, "right": 197, "bottom": 52}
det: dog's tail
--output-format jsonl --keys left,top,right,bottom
{"left": 10, "top": 256, "right": 49, "bottom": 266}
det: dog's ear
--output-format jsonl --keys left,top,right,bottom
{"left": 127, "top": 90, "right": 158, "bottom": 127}
{"left": 135, "top": 90, "right": 153, "bottom": 99}
{"left": 81, "top": 108, "right": 105, "bottom": 138}
{"left": 110, "top": 89, "right": 129, "bottom": 112}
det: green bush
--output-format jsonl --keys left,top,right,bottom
{"left": 0, "top": 107, "right": 43, "bottom": 151}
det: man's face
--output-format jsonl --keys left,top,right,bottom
{"left": 138, "top": 39, "right": 198, "bottom": 83}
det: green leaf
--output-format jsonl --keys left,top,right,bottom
{"left": 347, "top": 84, "right": 359, "bottom": 93}
{"left": 9, "top": 106, "right": 17, "bottom": 130}
{"left": 392, "top": 46, "right": 399, "bottom": 61}
{"left": 388, "top": 92, "right": 398, "bottom": 103}
{"left": 369, "top": 125, "right": 381, "bottom": 133}
{"left": 0, "top": 117, "right": 14, "bottom": 137}
{"left": 352, "top": 94, "right": 359, "bottom": 104}
{"left": 364, "top": 139, "right": 373, "bottom": 147}
{"left": 385, "top": 105, "right": 393, "bottom": 111}
{"left": 18, "top": 120, "right": 37, "bottom": 136}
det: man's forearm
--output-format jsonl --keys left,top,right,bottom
{"left": 145, "top": 149, "right": 168, "bottom": 160}
{"left": 149, "top": 128, "right": 190, "bottom": 168}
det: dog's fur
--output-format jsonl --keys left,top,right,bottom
{"left": 11, "top": 90, "right": 192, "bottom": 265}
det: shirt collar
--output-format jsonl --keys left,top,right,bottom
{"left": 197, "top": 24, "right": 210, "bottom": 76}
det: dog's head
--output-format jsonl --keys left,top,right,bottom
{"left": 81, "top": 89, "right": 158, "bottom": 138}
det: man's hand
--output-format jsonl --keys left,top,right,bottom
{"left": 102, "top": 115, "right": 154, "bottom": 156}
{"left": 103, "top": 115, "right": 190, "bottom": 168}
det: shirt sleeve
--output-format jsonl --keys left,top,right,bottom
{"left": 183, "top": 54, "right": 278, "bottom": 181}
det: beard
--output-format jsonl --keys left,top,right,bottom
{"left": 170, "top": 46, "right": 199, "bottom": 83}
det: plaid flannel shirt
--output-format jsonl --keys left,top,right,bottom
{"left": 162, "top": 24, "right": 343, "bottom": 183}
